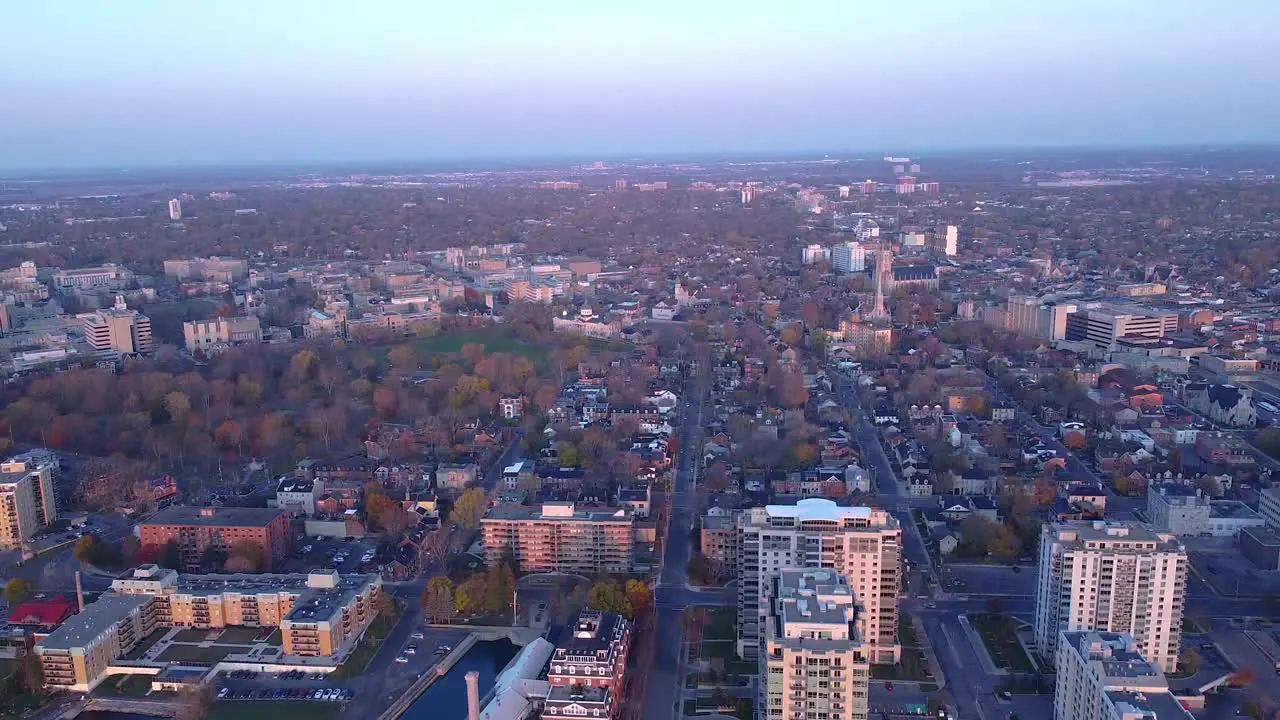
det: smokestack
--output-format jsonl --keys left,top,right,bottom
{"left": 465, "top": 670, "right": 480, "bottom": 720}
{"left": 74, "top": 571, "right": 85, "bottom": 611}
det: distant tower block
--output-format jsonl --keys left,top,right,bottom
{"left": 465, "top": 670, "right": 480, "bottom": 720}
{"left": 168, "top": 198, "right": 182, "bottom": 221}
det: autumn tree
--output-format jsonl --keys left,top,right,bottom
{"left": 4, "top": 578, "right": 32, "bottom": 606}
{"left": 485, "top": 563, "right": 517, "bottom": 616}
{"left": 422, "top": 576, "right": 457, "bottom": 623}
{"left": 587, "top": 580, "right": 632, "bottom": 618}
{"left": 455, "top": 575, "right": 487, "bottom": 615}
{"left": 228, "top": 540, "right": 265, "bottom": 571}
{"left": 452, "top": 487, "right": 488, "bottom": 529}
{"left": 624, "top": 579, "right": 653, "bottom": 618}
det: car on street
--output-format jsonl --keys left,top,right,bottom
{"left": 405, "top": 644, "right": 417, "bottom": 655}
{"left": 395, "top": 654, "right": 409, "bottom": 663}
{"left": 885, "top": 682, "right": 893, "bottom": 692}
{"left": 411, "top": 631, "right": 425, "bottom": 640}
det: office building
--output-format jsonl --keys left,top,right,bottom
{"left": 737, "top": 499, "right": 901, "bottom": 663}
{"left": 1259, "top": 487, "right": 1280, "bottom": 530}
{"left": 1034, "top": 522, "right": 1187, "bottom": 673}
{"left": 38, "top": 566, "right": 382, "bottom": 691}
{"left": 759, "top": 569, "right": 870, "bottom": 720}
{"left": 168, "top": 198, "right": 182, "bottom": 221}
{"left": 1065, "top": 304, "right": 1179, "bottom": 350}
{"left": 1054, "top": 631, "right": 1193, "bottom": 720}
{"left": 0, "top": 457, "right": 58, "bottom": 548}
{"left": 139, "top": 506, "right": 291, "bottom": 571}
{"left": 52, "top": 264, "right": 134, "bottom": 293}
{"left": 831, "top": 242, "right": 866, "bottom": 274}
{"left": 481, "top": 502, "right": 634, "bottom": 575}
{"left": 82, "top": 297, "right": 154, "bottom": 356}
{"left": 163, "top": 256, "right": 248, "bottom": 282}
{"left": 1005, "top": 296, "right": 1078, "bottom": 342}
{"left": 182, "top": 315, "right": 263, "bottom": 352}
{"left": 1146, "top": 484, "right": 1264, "bottom": 538}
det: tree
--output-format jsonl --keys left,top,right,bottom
{"left": 989, "top": 524, "right": 1022, "bottom": 561}
{"left": 1178, "top": 648, "right": 1202, "bottom": 675}
{"left": 1228, "top": 667, "right": 1254, "bottom": 688}
{"left": 1032, "top": 478, "right": 1057, "bottom": 507}
{"left": 485, "top": 563, "right": 517, "bottom": 616}
{"left": 587, "top": 580, "right": 632, "bottom": 617}
{"left": 957, "top": 515, "right": 996, "bottom": 557}
{"left": 228, "top": 540, "right": 265, "bottom": 571}
{"left": 200, "top": 546, "right": 228, "bottom": 572}
{"left": 72, "top": 535, "right": 98, "bottom": 563}
{"left": 4, "top": 578, "right": 32, "bottom": 606}
{"left": 17, "top": 650, "right": 43, "bottom": 694}
{"left": 452, "top": 487, "right": 488, "bottom": 529}
{"left": 422, "top": 576, "right": 457, "bottom": 623}
{"left": 456, "top": 575, "right": 487, "bottom": 615}
{"left": 624, "top": 579, "right": 653, "bottom": 618}
{"left": 159, "top": 539, "right": 182, "bottom": 570}
{"left": 174, "top": 683, "right": 215, "bottom": 720}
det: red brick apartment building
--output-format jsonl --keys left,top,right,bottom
{"left": 139, "top": 506, "right": 291, "bottom": 571}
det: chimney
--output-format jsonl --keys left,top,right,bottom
{"left": 74, "top": 571, "right": 85, "bottom": 611}
{"left": 465, "top": 670, "right": 481, "bottom": 720}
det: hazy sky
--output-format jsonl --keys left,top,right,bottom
{"left": 3, "top": 0, "right": 1279, "bottom": 169}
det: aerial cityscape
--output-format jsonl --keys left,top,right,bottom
{"left": 3, "top": 4, "right": 1280, "bottom": 720}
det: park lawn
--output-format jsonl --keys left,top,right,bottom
{"left": 96, "top": 673, "right": 154, "bottom": 697}
{"left": 970, "top": 614, "right": 1035, "bottom": 673}
{"left": 704, "top": 607, "right": 736, "bottom": 641}
{"left": 210, "top": 701, "right": 341, "bottom": 720}
{"left": 155, "top": 644, "right": 241, "bottom": 664}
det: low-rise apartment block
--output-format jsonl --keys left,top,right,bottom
{"left": 39, "top": 566, "right": 382, "bottom": 692}
{"left": 481, "top": 502, "right": 634, "bottom": 575}
{"left": 1054, "top": 631, "right": 1193, "bottom": 720}
{"left": 138, "top": 506, "right": 291, "bottom": 571}
{"left": 183, "top": 315, "right": 263, "bottom": 352}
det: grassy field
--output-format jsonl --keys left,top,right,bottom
{"left": 969, "top": 614, "right": 1035, "bottom": 673}
{"left": 96, "top": 673, "right": 154, "bottom": 697}
{"left": 210, "top": 701, "right": 341, "bottom": 720}
{"left": 156, "top": 644, "right": 244, "bottom": 664}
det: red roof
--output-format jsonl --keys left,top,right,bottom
{"left": 7, "top": 596, "right": 76, "bottom": 627}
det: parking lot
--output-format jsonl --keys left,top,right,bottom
{"left": 943, "top": 564, "right": 1037, "bottom": 597}
{"left": 1189, "top": 546, "right": 1280, "bottom": 598}
{"left": 217, "top": 669, "right": 352, "bottom": 704}
{"left": 294, "top": 536, "right": 382, "bottom": 574}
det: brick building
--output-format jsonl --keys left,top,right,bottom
{"left": 139, "top": 506, "right": 291, "bottom": 571}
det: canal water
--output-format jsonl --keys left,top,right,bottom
{"left": 401, "top": 639, "right": 519, "bottom": 720}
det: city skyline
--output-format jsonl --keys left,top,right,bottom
{"left": 4, "top": 1, "right": 1280, "bottom": 169}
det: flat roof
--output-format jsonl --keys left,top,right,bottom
{"left": 37, "top": 594, "right": 151, "bottom": 651}
{"left": 143, "top": 506, "right": 287, "bottom": 528}
{"left": 484, "top": 504, "right": 631, "bottom": 524}
{"left": 764, "top": 498, "right": 876, "bottom": 522}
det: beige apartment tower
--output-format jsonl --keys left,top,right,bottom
{"left": 0, "top": 458, "right": 58, "bottom": 548}
{"left": 1034, "top": 522, "right": 1187, "bottom": 673}
{"left": 1054, "top": 631, "right": 1194, "bottom": 720}
{"left": 737, "top": 499, "right": 901, "bottom": 663}
{"left": 760, "top": 569, "right": 870, "bottom": 720}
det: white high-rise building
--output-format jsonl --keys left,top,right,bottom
{"left": 0, "top": 457, "right": 59, "bottom": 548}
{"left": 759, "top": 569, "right": 870, "bottom": 720}
{"left": 943, "top": 225, "right": 958, "bottom": 256}
{"left": 737, "top": 499, "right": 901, "bottom": 663}
{"left": 831, "top": 242, "right": 866, "bottom": 274}
{"left": 168, "top": 198, "right": 182, "bottom": 221}
{"left": 801, "top": 244, "right": 828, "bottom": 265}
{"left": 1054, "top": 631, "right": 1194, "bottom": 720}
{"left": 1034, "top": 522, "right": 1187, "bottom": 673}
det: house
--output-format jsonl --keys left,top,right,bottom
{"left": 931, "top": 526, "right": 959, "bottom": 556}
{"left": 618, "top": 487, "right": 651, "bottom": 518}
{"left": 499, "top": 397, "right": 524, "bottom": 420}
{"left": 1188, "top": 384, "right": 1257, "bottom": 428}
{"left": 645, "top": 390, "right": 679, "bottom": 414}
{"left": 1098, "top": 367, "right": 1164, "bottom": 410}
{"left": 991, "top": 403, "right": 1017, "bottom": 422}
{"left": 1195, "top": 433, "right": 1255, "bottom": 466}
{"left": 435, "top": 463, "right": 478, "bottom": 490}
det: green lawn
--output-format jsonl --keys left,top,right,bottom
{"left": 95, "top": 674, "right": 154, "bottom": 697}
{"left": 210, "top": 701, "right": 341, "bottom": 720}
{"left": 969, "top": 614, "right": 1035, "bottom": 673}
{"left": 155, "top": 644, "right": 242, "bottom": 664}
{"left": 704, "top": 607, "right": 736, "bottom": 641}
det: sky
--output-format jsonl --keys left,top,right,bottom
{"left": 3, "top": 0, "right": 1280, "bottom": 169}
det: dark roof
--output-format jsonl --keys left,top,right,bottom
{"left": 892, "top": 265, "right": 937, "bottom": 281}
{"left": 143, "top": 505, "right": 287, "bottom": 528}
{"left": 1206, "top": 384, "right": 1245, "bottom": 410}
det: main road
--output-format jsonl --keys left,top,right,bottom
{"left": 643, "top": 376, "right": 709, "bottom": 720}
